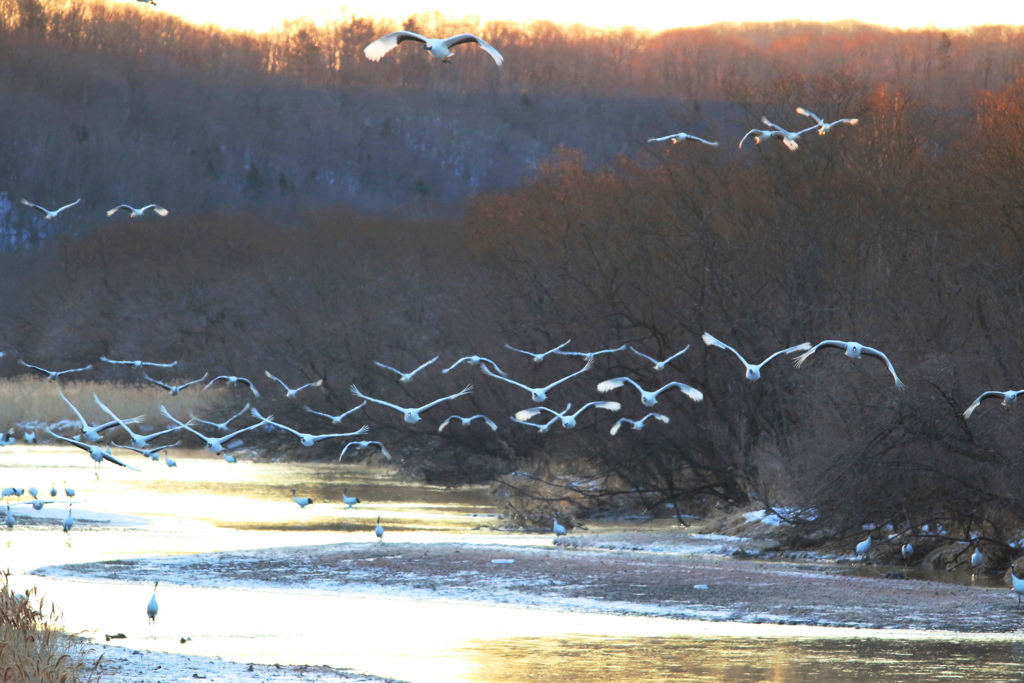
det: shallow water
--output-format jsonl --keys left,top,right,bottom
{"left": 3, "top": 445, "right": 1024, "bottom": 682}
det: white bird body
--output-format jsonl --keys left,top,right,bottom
{"left": 375, "top": 516, "right": 384, "bottom": 542}
{"left": 1011, "top": 563, "right": 1024, "bottom": 605}
{"left": 5, "top": 505, "right": 14, "bottom": 530}
{"left": 20, "top": 360, "right": 92, "bottom": 381}
{"left": 291, "top": 488, "right": 312, "bottom": 508}
{"left": 161, "top": 406, "right": 271, "bottom": 455}
{"left": 963, "top": 390, "right": 1024, "bottom": 419}
{"left": 114, "top": 440, "right": 181, "bottom": 461}
{"left": 304, "top": 402, "right": 366, "bottom": 425}
{"left": 596, "top": 376, "right": 703, "bottom": 406}
{"left": 190, "top": 404, "right": 251, "bottom": 433}
{"left": 795, "top": 107, "right": 859, "bottom": 135}
{"left": 50, "top": 483, "right": 58, "bottom": 498}
{"left": 264, "top": 416, "right": 368, "bottom": 447}
{"left": 759, "top": 116, "right": 819, "bottom": 151}
{"left": 204, "top": 375, "right": 260, "bottom": 397}
{"left": 147, "top": 581, "right": 159, "bottom": 624}
{"left": 164, "top": 453, "right": 177, "bottom": 468}
{"left": 555, "top": 344, "right": 628, "bottom": 361}
{"left": 94, "top": 393, "right": 181, "bottom": 448}
{"left": 63, "top": 505, "right": 73, "bottom": 534}
{"left": 63, "top": 481, "right": 74, "bottom": 498}
{"left": 339, "top": 441, "right": 392, "bottom": 460}
{"left": 373, "top": 356, "right": 439, "bottom": 383}
{"left": 482, "top": 358, "right": 594, "bottom": 402}
{"left": 510, "top": 408, "right": 567, "bottom": 433}
{"left": 504, "top": 339, "right": 571, "bottom": 363}
{"left": 46, "top": 428, "right": 139, "bottom": 470}
{"left": 553, "top": 518, "right": 567, "bottom": 537}
{"left": 647, "top": 132, "right": 718, "bottom": 146}
{"left": 350, "top": 384, "right": 472, "bottom": 424}
{"left": 794, "top": 340, "right": 905, "bottom": 390}
{"left": 901, "top": 543, "right": 914, "bottom": 561}
{"left": 20, "top": 198, "right": 80, "bottom": 219}
{"left": 972, "top": 547, "right": 984, "bottom": 568}
{"left": 100, "top": 356, "right": 177, "bottom": 369}
{"left": 517, "top": 401, "right": 620, "bottom": 428}
{"left": 438, "top": 414, "right": 499, "bottom": 432}
{"left": 142, "top": 372, "right": 208, "bottom": 396}
{"left": 855, "top": 536, "right": 872, "bottom": 556}
{"left": 628, "top": 345, "right": 690, "bottom": 371}
{"left": 59, "top": 388, "right": 138, "bottom": 442}
{"left": 364, "top": 31, "right": 504, "bottom": 66}
{"left": 702, "top": 333, "right": 812, "bottom": 380}
{"left": 442, "top": 356, "right": 508, "bottom": 377}
{"left": 106, "top": 204, "right": 168, "bottom": 218}
{"left": 341, "top": 488, "right": 360, "bottom": 508}
{"left": 610, "top": 412, "right": 670, "bottom": 435}
{"left": 264, "top": 371, "right": 323, "bottom": 398}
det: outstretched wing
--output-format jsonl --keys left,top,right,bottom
{"left": 963, "top": 391, "right": 1003, "bottom": 419}
{"left": 106, "top": 205, "right": 132, "bottom": 216}
{"left": 442, "top": 34, "right": 504, "bottom": 66}
{"left": 364, "top": 31, "right": 428, "bottom": 61}
{"left": 860, "top": 346, "right": 906, "bottom": 391}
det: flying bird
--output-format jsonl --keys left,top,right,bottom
{"left": 609, "top": 412, "right": 670, "bottom": 435}
{"left": 19, "top": 359, "right": 92, "bottom": 381}
{"left": 94, "top": 393, "right": 181, "bottom": 447}
{"left": 113, "top": 440, "right": 182, "bottom": 462}
{"left": 364, "top": 31, "right": 504, "bottom": 66}
{"left": 628, "top": 345, "right": 691, "bottom": 372}
{"left": 339, "top": 440, "right": 392, "bottom": 460}
{"left": 516, "top": 401, "right": 620, "bottom": 428}
{"left": 646, "top": 132, "right": 718, "bottom": 146}
{"left": 701, "top": 333, "right": 812, "bottom": 380}
{"left": 258, "top": 413, "right": 369, "bottom": 447}
{"left": 190, "top": 403, "right": 251, "bottom": 433}
{"left": 45, "top": 428, "right": 139, "bottom": 470}
{"left": 758, "top": 116, "right": 819, "bottom": 151}
{"left": 554, "top": 344, "right": 628, "bottom": 360}
{"left": 106, "top": 204, "right": 168, "bottom": 218}
{"left": 596, "top": 377, "right": 703, "bottom": 406}
{"left": 204, "top": 375, "right": 260, "bottom": 397}
{"left": 963, "top": 390, "right": 1024, "bottom": 419}
{"left": 438, "top": 414, "right": 499, "bottom": 432}
{"left": 350, "top": 384, "right": 472, "bottom": 424}
{"left": 59, "top": 387, "right": 140, "bottom": 442}
{"left": 481, "top": 358, "right": 594, "bottom": 402}
{"left": 303, "top": 402, "right": 366, "bottom": 425}
{"left": 100, "top": 356, "right": 177, "bottom": 369}
{"left": 263, "top": 371, "right": 323, "bottom": 398}
{"left": 142, "top": 372, "right": 209, "bottom": 396}
{"left": 20, "top": 198, "right": 80, "bottom": 219}
{"left": 441, "top": 356, "right": 509, "bottom": 377}
{"left": 793, "top": 340, "right": 905, "bottom": 390}
{"left": 795, "top": 107, "right": 859, "bottom": 135}
{"left": 161, "top": 406, "right": 271, "bottom": 455}
{"left": 504, "top": 339, "right": 572, "bottom": 363}
{"left": 373, "top": 356, "right": 439, "bottom": 383}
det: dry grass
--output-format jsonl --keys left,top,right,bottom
{"left": 0, "top": 378, "right": 229, "bottom": 432}
{"left": 0, "top": 572, "right": 101, "bottom": 683}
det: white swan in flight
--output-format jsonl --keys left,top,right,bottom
{"left": 161, "top": 405, "right": 272, "bottom": 455}
{"left": 963, "top": 389, "right": 1024, "bottom": 419}
{"left": 46, "top": 428, "right": 139, "bottom": 470}
{"left": 204, "top": 375, "right": 260, "bottom": 397}
{"left": 510, "top": 407, "right": 568, "bottom": 433}
{"left": 190, "top": 403, "right": 251, "bottom": 433}
{"left": 20, "top": 198, "right": 79, "bottom": 219}
{"left": 596, "top": 377, "right": 703, "bottom": 406}
{"left": 554, "top": 344, "right": 628, "bottom": 360}
{"left": 106, "top": 204, "right": 168, "bottom": 218}
{"left": 304, "top": 401, "right": 366, "bottom": 425}
{"left": 647, "top": 132, "right": 718, "bottom": 146}
{"left": 59, "top": 387, "right": 140, "bottom": 442}
{"left": 113, "top": 440, "right": 181, "bottom": 462}
{"left": 100, "top": 356, "right": 177, "bottom": 369}
{"left": 442, "top": 356, "right": 509, "bottom": 377}
{"left": 438, "top": 414, "right": 499, "bottom": 432}
{"left": 93, "top": 393, "right": 183, "bottom": 448}
{"left": 701, "top": 333, "right": 811, "bottom": 380}
{"left": 142, "top": 372, "right": 208, "bottom": 396}
{"left": 516, "top": 400, "right": 620, "bottom": 428}
{"left": 759, "top": 116, "right": 818, "bottom": 151}
{"left": 794, "top": 340, "right": 905, "bottom": 390}
{"left": 628, "top": 345, "right": 690, "bottom": 372}
{"left": 795, "top": 107, "right": 859, "bottom": 135}
{"left": 19, "top": 359, "right": 92, "bottom": 381}
{"left": 482, "top": 358, "right": 594, "bottom": 402}
{"left": 504, "top": 339, "right": 572, "bottom": 363}
{"left": 374, "top": 356, "right": 439, "bottom": 383}
{"left": 350, "top": 384, "right": 472, "bottom": 424}
{"left": 264, "top": 370, "right": 323, "bottom": 398}
{"left": 609, "top": 412, "right": 670, "bottom": 435}
{"left": 339, "top": 440, "right": 392, "bottom": 460}
{"left": 255, "top": 410, "right": 369, "bottom": 447}
{"left": 364, "top": 31, "right": 504, "bottom": 66}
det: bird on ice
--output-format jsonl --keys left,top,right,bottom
{"left": 45, "top": 428, "right": 140, "bottom": 470}
{"left": 291, "top": 488, "right": 312, "bottom": 508}
{"left": 19, "top": 359, "right": 92, "bottom": 381}
{"left": 373, "top": 356, "right": 439, "bottom": 383}
{"left": 628, "top": 345, "right": 690, "bottom": 372}
{"left": 609, "top": 412, "right": 670, "bottom": 435}
{"left": 515, "top": 401, "right": 620, "bottom": 429}
{"left": 795, "top": 107, "right": 859, "bottom": 135}
{"left": 350, "top": 384, "right": 472, "bottom": 424}
{"left": 596, "top": 377, "right": 703, "bottom": 406}
{"left": 100, "top": 356, "right": 177, "bottom": 369}
{"left": 364, "top": 31, "right": 504, "bottom": 66}
{"left": 504, "top": 339, "right": 572, "bottom": 363}
{"left": 142, "top": 372, "right": 209, "bottom": 396}
{"left": 339, "top": 440, "right": 392, "bottom": 461}
{"left": 438, "top": 414, "right": 499, "bottom": 432}
{"left": 793, "top": 340, "right": 905, "bottom": 390}
{"left": 147, "top": 582, "right": 159, "bottom": 625}
{"left": 63, "top": 505, "right": 73, "bottom": 534}
{"left": 341, "top": 488, "right": 360, "bottom": 508}
{"left": 553, "top": 518, "right": 567, "bottom": 537}
{"left": 481, "top": 358, "right": 594, "bottom": 402}
{"left": 204, "top": 375, "right": 260, "bottom": 397}
{"left": 20, "top": 198, "right": 80, "bottom": 219}
{"left": 264, "top": 371, "right": 323, "bottom": 398}
{"left": 962, "top": 390, "right": 1024, "bottom": 419}
{"left": 701, "top": 332, "right": 812, "bottom": 381}
{"left": 375, "top": 517, "right": 385, "bottom": 542}
{"left": 106, "top": 204, "right": 168, "bottom": 218}
{"left": 304, "top": 402, "right": 366, "bottom": 425}
{"left": 646, "top": 132, "right": 719, "bottom": 146}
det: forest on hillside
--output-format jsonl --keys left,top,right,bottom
{"left": 3, "top": 0, "right": 1024, "bottom": 553}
